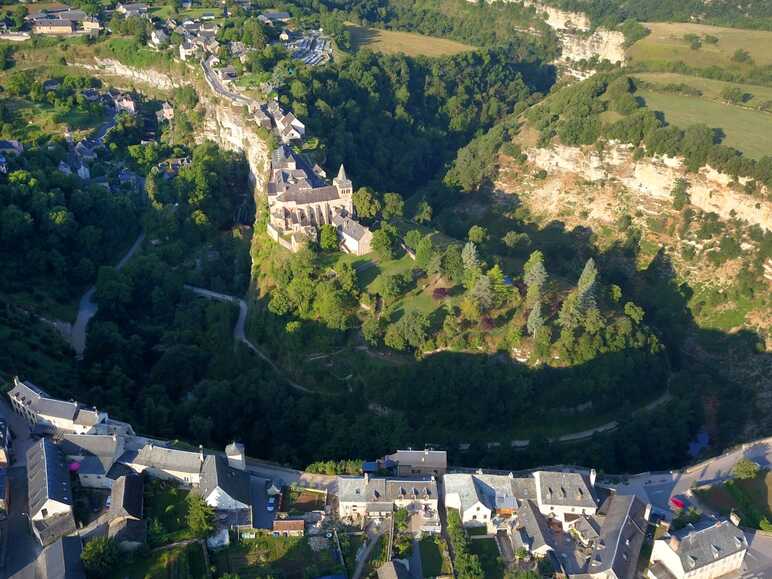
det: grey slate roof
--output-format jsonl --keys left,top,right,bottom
{"left": 535, "top": 470, "right": 597, "bottom": 509}
{"left": 121, "top": 444, "right": 202, "bottom": 474}
{"left": 0, "top": 418, "right": 8, "bottom": 450}
{"left": 337, "top": 476, "right": 437, "bottom": 504}
{"left": 8, "top": 378, "right": 102, "bottom": 424}
{"left": 39, "top": 536, "right": 86, "bottom": 579}
{"left": 200, "top": 454, "right": 251, "bottom": 505}
{"left": 33, "top": 512, "right": 77, "bottom": 547}
{"left": 108, "top": 517, "right": 147, "bottom": 544}
{"left": 110, "top": 474, "right": 143, "bottom": 519}
{"left": 670, "top": 518, "right": 747, "bottom": 573}
{"left": 513, "top": 499, "right": 553, "bottom": 553}
{"left": 332, "top": 211, "right": 371, "bottom": 241}
{"left": 385, "top": 449, "right": 447, "bottom": 471}
{"left": 587, "top": 494, "right": 648, "bottom": 579}
{"left": 60, "top": 434, "right": 122, "bottom": 473}
{"left": 443, "top": 473, "right": 536, "bottom": 514}
{"left": 27, "top": 439, "right": 72, "bottom": 517}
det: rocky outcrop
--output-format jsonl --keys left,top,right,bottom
{"left": 75, "top": 58, "right": 186, "bottom": 91}
{"left": 485, "top": 0, "right": 626, "bottom": 64}
{"left": 525, "top": 143, "right": 771, "bottom": 231}
{"left": 557, "top": 29, "right": 625, "bottom": 64}
{"left": 199, "top": 95, "right": 271, "bottom": 193}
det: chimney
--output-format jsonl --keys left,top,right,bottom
{"left": 730, "top": 511, "right": 741, "bottom": 527}
{"left": 199, "top": 444, "right": 204, "bottom": 464}
{"left": 670, "top": 535, "right": 681, "bottom": 552}
{"left": 363, "top": 473, "right": 369, "bottom": 484}
{"left": 112, "top": 432, "right": 117, "bottom": 442}
{"left": 226, "top": 441, "right": 246, "bottom": 471}
{"left": 644, "top": 503, "right": 652, "bottom": 522}
{"left": 589, "top": 468, "right": 597, "bottom": 487}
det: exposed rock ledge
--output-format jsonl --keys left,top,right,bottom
{"left": 75, "top": 58, "right": 186, "bottom": 91}
{"left": 526, "top": 143, "right": 771, "bottom": 231}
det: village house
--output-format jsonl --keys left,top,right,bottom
{"left": 32, "top": 19, "right": 75, "bottom": 34}
{"left": 27, "top": 439, "right": 77, "bottom": 546}
{"left": 8, "top": 377, "right": 135, "bottom": 437}
{"left": 119, "top": 443, "right": 203, "bottom": 485}
{"left": 258, "top": 11, "right": 291, "bottom": 26}
{"left": 534, "top": 469, "right": 599, "bottom": 525}
{"left": 569, "top": 493, "right": 649, "bottom": 579}
{"left": 149, "top": 28, "right": 169, "bottom": 48}
{"left": 35, "top": 536, "right": 86, "bottom": 579}
{"left": 648, "top": 517, "right": 747, "bottom": 579}
{"left": 116, "top": 3, "right": 149, "bottom": 17}
{"left": 107, "top": 474, "right": 147, "bottom": 550}
{"left": 273, "top": 518, "right": 305, "bottom": 536}
{"left": 331, "top": 211, "right": 373, "bottom": 256}
{"left": 337, "top": 474, "right": 438, "bottom": 522}
{"left": 112, "top": 92, "right": 137, "bottom": 115}
{"left": 385, "top": 449, "right": 448, "bottom": 477}
{"left": 82, "top": 17, "right": 101, "bottom": 32}
{"left": 200, "top": 454, "right": 252, "bottom": 511}
{"left": 217, "top": 65, "right": 238, "bottom": 82}
{"left": 158, "top": 101, "right": 174, "bottom": 121}
{"left": 59, "top": 433, "right": 125, "bottom": 489}
{"left": 179, "top": 38, "right": 200, "bottom": 61}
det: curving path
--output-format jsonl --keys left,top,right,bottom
{"left": 70, "top": 232, "right": 145, "bottom": 357}
{"left": 184, "top": 285, "right": 324, "bottom": 395}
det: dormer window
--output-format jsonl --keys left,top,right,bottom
{"left": 560, "top": 487, "right": 567, "bottom": 499}
{"left": 711, "top": 545, "right": 720, "bottom": 558}
{"left": 688, "top": 556, "right": 697, "bottom": 569}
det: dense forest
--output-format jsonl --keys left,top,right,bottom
{"left": 277, "top": 47, "right": 554, "bottom": 194}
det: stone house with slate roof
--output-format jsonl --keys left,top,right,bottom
{"left": 648, "top": 518, "right": 747, "bottom": 579}
{"left": 337, "top": 474, "right": 438, "bottom": 521}
{"left": 200, "top": 454, "right": 252, "bottom": 511}
{"left": 385, "top": 449, "right": 448, "bottom": 477}
{"left": 107, "top": 474, "right": 146, "bottom": 550}
{"left": 119, "top": 443, "right": 203, "bottom": 485}
{"left": 8, "top": 377, "right": 134, "bottom": 437}
{"left": 37, "top": 536, "right": 86, "bottom": 579}
{"left": 444, "top": 472, "right": 538, "bottom": 530}
{"left": 511, "top": 499, "right": 554, "bottom": 558}
{"left": 267, "top": 145, "right": 371, "bottom": 253}
{"left": 60, "top": 433, "right": 125, "bottom": 489}
{"left": 534, "top": 469, "right": 598, "bottom": 525}
{"left": 27, "top": 439, "right": 77, "bottom": 546}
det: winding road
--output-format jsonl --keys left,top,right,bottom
{"left": 184, "top": 285, "right": 322, "bottom": 395}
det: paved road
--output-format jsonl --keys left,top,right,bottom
{"left": 70, "top": 232, "right": 145, "bottom": 357}
{"left": 352, "top": 523, "right": 387, "bottom": 579}
{"left": 610, "top": 438, "right": 772, "bottom": 517}
{"left": 4, "top": 467, "right": 40, "bottom": 578}
{"left": 741, "top": 531, "right": 772, "bottom": 578}
{"left": 184, "top": 285, "right": 328, "bottom": 396}
{"left": 201, "top": 56, "right": 255, "bottom": 108}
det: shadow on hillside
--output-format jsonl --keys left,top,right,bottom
{"left": 239, "top": 187, "right": 769, "bottom": 473}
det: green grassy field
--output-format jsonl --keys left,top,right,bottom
{"left": 634, "top": 72, "right": 772, "bottom": 108}
{"left": 637, "top": 89, "right": 772, "bottom": 158}
{"left": 347, "top": 24, "right": 474, "bottom": 57}
{"left": 628, "top": 22, "right": 772, "bottom": 68}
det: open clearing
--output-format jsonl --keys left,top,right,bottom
{"left": 627, "top": 22, "right": 772, "bottom": 68}
{"left": 634, "top": 72, "right": 772, "bottom": 106}
{"left": 638, "top": 89, "right": 772, "bottom": 158}
{"left": 347, "top": 24, "right": 474, "bottom": 57}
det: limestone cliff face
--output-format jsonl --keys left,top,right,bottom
{"left": 199, "top": 94, "right": 270, "bottom": 194}
{"left": 524, "top": 143, "right": 771, "bottom": 231}
{"left": 484, "top": 0, "right": 626, "bottom": 64}
{"left": 71, "top": 59, "right": 270, "bottom": 195}
{"left": 75, "top": 58, "right": 186, "bottom": 90}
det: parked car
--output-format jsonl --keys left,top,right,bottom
{"left": 267, "top": 497, "right": 276, "bottom": 512}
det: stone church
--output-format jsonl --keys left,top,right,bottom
{"left": 267, "top": 146, "right": 371, "bottom": 254}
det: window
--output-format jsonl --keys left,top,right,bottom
{"left": 472, "top": 515, "right": 477, "bottom": 520}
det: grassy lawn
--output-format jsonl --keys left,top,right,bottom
{"left": 213, "top": 535, "right": 344, "bottom": 579}
{"left": 419, "top": 535, "right": 452, "bottom": 577}
{"left": 689, "top": 285, "right": 756, "bottom": 331}
{"left": 283, "top": 486, "right": 326, "bottom": 515}
{"left": 111, "top": 543, "right": 207, "bottom": 579}
{"left": 2, "top": 97, "right": 105, "bottom": 143}
{"left": 637, "top": 89, "right": 772, "bottom": 158}
{"left": 627, "top": 22, "right": 772, "bottom": 68}
{"left": 347, "top": 24, "right": 474, "bottom": 57}
{"left": 366, "top": 533, "right": 389, "bottom": 578}
{"left": 467, "top": 538, "right": 504, "bottom": 579}
{"left": 145, "top": 479, "right": 194, "bottom": 546}
{"left": 634, "top": 72, "right": 772, "bottom": 106}
{"left": 696, "top": 470, "right": 772, "bottom": 529}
